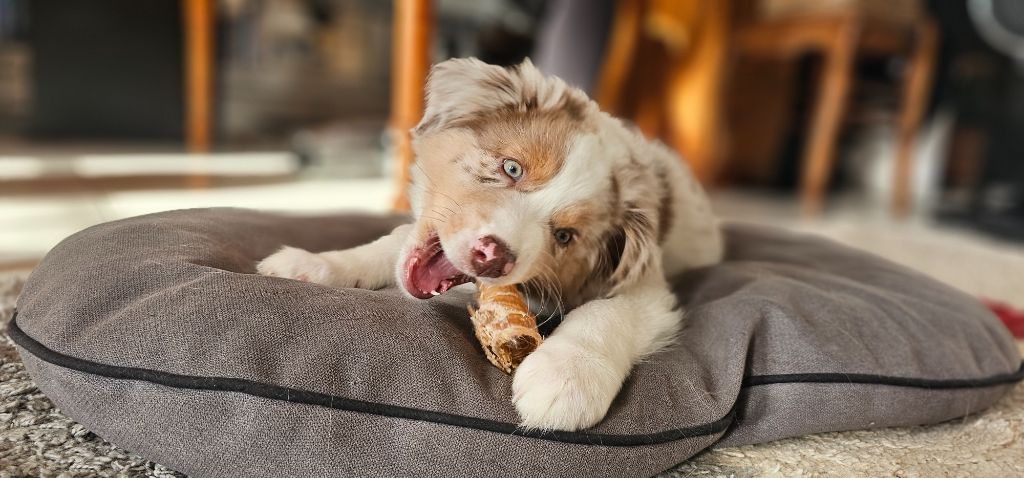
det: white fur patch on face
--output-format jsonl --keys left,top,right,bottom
{"left": 407, "top": 170, "right": 425, "bottom": 217}
{"left": 528, "top": 133, "right": 615, "bottom": 217}
{"left": 440, "top": 196, "right": 546, "bottom": 285}
{"left": 456, "top": 133, "right": 616, "bottom": 285}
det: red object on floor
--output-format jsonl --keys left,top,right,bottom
{"left": 984, "top": 299, "right": 1024, "bottom": 339}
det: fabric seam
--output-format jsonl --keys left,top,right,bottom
{"left": 7, "top": 313, "right": 1023, "bottom": 447}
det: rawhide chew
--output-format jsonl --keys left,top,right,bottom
{"left": 467, "top": 283, "right": 543, "bottom": 373}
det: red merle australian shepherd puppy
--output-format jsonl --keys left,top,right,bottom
{"left": 258, "top": 58, "right": 723, "bottom": 431}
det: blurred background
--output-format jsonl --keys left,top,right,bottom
{"left": 1, "top": 0, "right": 1023, "bottom": 305}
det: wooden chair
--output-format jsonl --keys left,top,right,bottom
{"left": 595, "top": 1, "right": 938, "bottom": 216}
{"left": 387, "top": 0, "right": 938, "bottom": 216}
{"left": 595, "top": 0, "right": 732, "bottom": 187}
{"left": 735, "top": 12, "right": 939, "bottom": 215}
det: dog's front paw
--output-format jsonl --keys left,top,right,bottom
{"left": 511, "top": 341, "right": 625, "bottom": 431}
{"left": 256, "top": 247, "right": 333, "bottom": 284}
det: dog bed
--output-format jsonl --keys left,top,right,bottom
{"left": 9, "top": 209, "right": 1022, "bottom": 478}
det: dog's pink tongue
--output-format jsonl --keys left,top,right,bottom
{"left": 407, "top": 250, "right": 467, "bottom": 299}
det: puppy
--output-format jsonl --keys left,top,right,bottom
{"left": 257, "top": 58, "right": 722, "bottom": 431}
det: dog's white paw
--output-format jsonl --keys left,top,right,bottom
{"left": 256, "top": 247, "right": 334, "bottom": 285}
{"left": 511, "top": 341, "right": 624, "bottom": 431}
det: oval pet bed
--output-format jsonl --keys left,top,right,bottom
{"left": 9, "top": 209, "right": 1022, "bottom": 478}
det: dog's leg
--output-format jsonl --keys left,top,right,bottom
{"left": 512, "top": 272, "right": 681, "bottom": 431}
{"left": 256, "top": 224, "right": 411, "bottom": 289}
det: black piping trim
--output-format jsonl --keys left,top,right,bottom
{"left": 6, "top": 313, "right": 730, "bottom": 447}
{"left": 743, "top": 366, "right": 1024, "bottom": 389}
{"left": 7, "top": 313, "right": 1023, "bottom": 447}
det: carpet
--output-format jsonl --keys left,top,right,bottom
{"left": 2, "top": 269, "right": 1022, "bottom": 477}
{"left": 0, "top": 273, "right": 183, "bottom": 477}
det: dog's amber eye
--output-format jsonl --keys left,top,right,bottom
{"left": 554, "top": 228, "right": 575, "bottom": 245}
{"left": 502, "top": 158, "right": 524, "bottom": 180}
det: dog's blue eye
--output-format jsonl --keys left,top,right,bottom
{"left": 554, "top": 228, "right": 574, "bottom": 245}
{"left": 502, "top": 158, "right": 523, "bottom": 180}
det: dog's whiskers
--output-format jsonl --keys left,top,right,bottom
{"left": 530, "top": 259, "right": 566, "bottom": 330}
{"left": 413, "top": 185, "right": 461, "bottom": 224}
{"left": 428, "top": 206, "right": 451, "bottom": 222}
{"left": 435, "top": 204, "right": 458, "bottom": 216}
{"left": 413, "top": 161, "right": 464, "bottom": 212}
{"left": 419, "top": 214, "right": 448, "bottom": 224}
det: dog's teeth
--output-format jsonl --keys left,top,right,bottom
{"left": 430, "top": 290, "right": 440, "bottom": 296}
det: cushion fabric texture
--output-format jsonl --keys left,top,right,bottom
{"left": 9, "top": 208, "right": 1022, "bottom": 478}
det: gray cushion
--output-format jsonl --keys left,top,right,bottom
{"left": 9, "top": 208, "right": 1022, "bottom": 478}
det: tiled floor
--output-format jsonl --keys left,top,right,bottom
{"left": 0, "top": 151, "right": 392, "bottom": 264}
{"left": 1, "top": 176, "right": 395, "bottom": 263}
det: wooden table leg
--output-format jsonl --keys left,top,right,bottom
{"left": 390, "top": 0, "right": 434, "bottom": 212}
{"left": 799, "top": 17, "right": 859, "bottom": 216}
{"left": 183, "top": 0, "right": 213, "bottom": 152}
{"left": 891, "top": 18, "right": 938, "bottom": 217}
{"left": 183, "top": 0, "right": 214, "bottom": 188}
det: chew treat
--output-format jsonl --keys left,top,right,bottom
{"left": 467, "top": 283, "right": 543, "bottom": 373}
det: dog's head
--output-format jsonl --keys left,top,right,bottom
{"left": 397, "top": 58, "right": 664, "bottom": 307}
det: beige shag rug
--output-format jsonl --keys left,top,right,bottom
{"left": 2, "top": 261, "right": 1022, "bottom": 477}
{"left": 666, "top": 350, "right": 1024, "bottom": 477}
{"left": 0, "top": 273, "right": 184, "bottom": 477}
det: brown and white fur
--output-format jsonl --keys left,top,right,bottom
{"left": 257, "top": 58, "right": 722, "bottom": 431}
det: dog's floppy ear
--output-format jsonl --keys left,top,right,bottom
{"left": 414, "top": 58, "right": 510, "bottom": 135}
{"left": 413, "top": 57, "right": 590, "bottom": 135}
{"left": 603, "top": 204, "right": 658, "bottom": 294}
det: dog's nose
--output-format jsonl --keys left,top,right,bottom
{"left": 470, "top": 235, "right": 516, "bottom": 278}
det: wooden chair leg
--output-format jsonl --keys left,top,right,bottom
{"left": 594, "top": 0, "right": 644, "bottom": 115}
{"left": 389, "top": 0, "right": 433, "bottom": 212}
{"left": 633, "top": 73, "right": 666, "bottom": 139}
{"left": 662, "top": 0, "right": 730, "bottom": 185}
{"left": 799, "top": 18, "right": 859, "bottom": 216}
{"left": 891, "top": 18, "right": 938, "bottom": 217}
